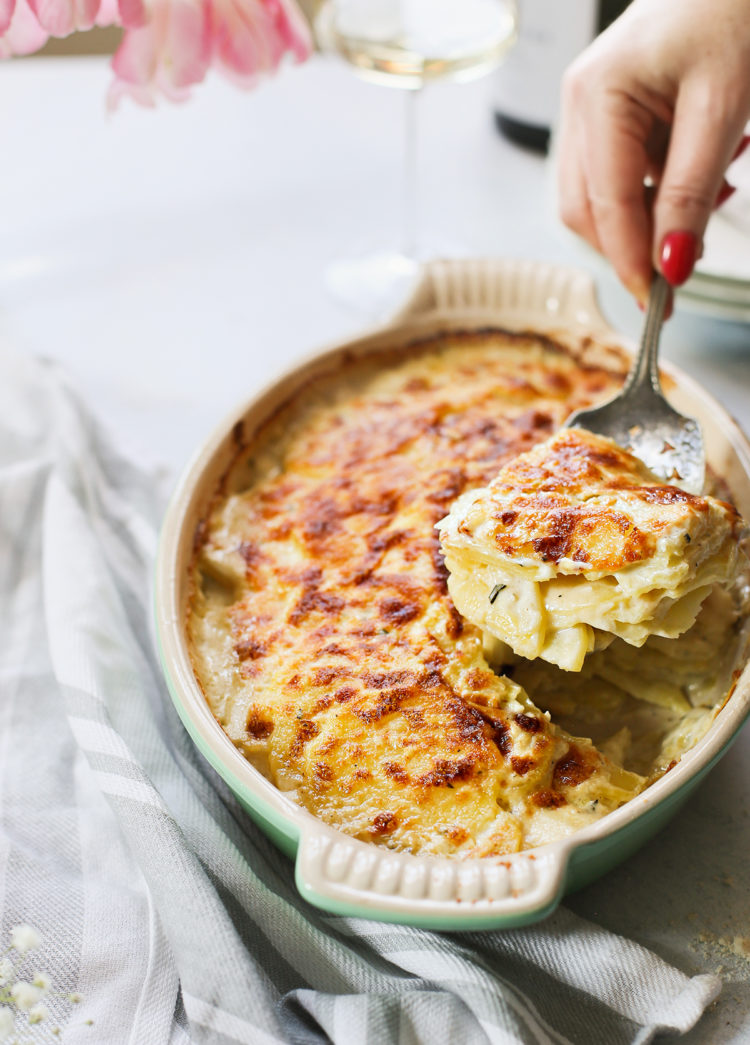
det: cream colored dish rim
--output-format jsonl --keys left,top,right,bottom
{"left": 156, "top": 258, "right": 750, "bottom": 923}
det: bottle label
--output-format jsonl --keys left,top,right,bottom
{"left": 494, "top": 0, "right": 598, "bottom": 129}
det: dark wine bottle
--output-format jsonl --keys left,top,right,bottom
{"left": 493, "top": 0, "right": 630, "bottom": 154}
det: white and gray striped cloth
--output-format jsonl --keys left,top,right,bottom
{"left": 0, "top": 345, "right": 722, "bottom": 1044}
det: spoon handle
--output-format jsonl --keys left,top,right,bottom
{"left": 621, "top": 273, "right": 671, "bottom": 398}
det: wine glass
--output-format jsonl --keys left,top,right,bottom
{"left": 314, "top": 0, "right": 517, "bottom": 315}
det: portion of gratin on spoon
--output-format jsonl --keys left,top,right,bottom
{"left": 437, "top": 427, "right": 744, "bottom": 672}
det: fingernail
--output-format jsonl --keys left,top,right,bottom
{"left": 715, "top": 181, "right": 737, "bottom": 208}
{"left": 732, "top": 134, "right": 750, "bottom": 161}
{"left": 660, "top": 230, "right": 698, "bottom": 286}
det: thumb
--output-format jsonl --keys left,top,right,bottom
{"left": 653, "top": 81, "right": 745, "bottom": 286}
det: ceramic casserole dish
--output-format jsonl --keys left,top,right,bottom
{"left": 155, "top": 258, "right": 750, "bottom": 930}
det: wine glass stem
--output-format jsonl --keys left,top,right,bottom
{"left": 402, "top": 87, "right": 420, "bottom": 261}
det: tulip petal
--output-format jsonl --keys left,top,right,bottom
{"left": 96, "top": 0, "right": 120, "bottom": 25}
{"left": 110, "top": 0, "right": 209, "bottom": 106}
{"left": 163, "top": 0, "right": 210, "bottom": 87}
{"left": 212, "top": 0, "right": 268, "bottom": 80}
{"left": 110, "top": 20, "right": 157, "bottom": 101}
{"left": 265, "top": 0, "right": 311, "bottom": 62}
{"left": 76, "top": 0, "right": 101, "bottom": 29}
{"left": 0, "top": 0, "right": 16, "bottom": 36}
{"left": 27, "top": 0, "right": 101, "bottom": 35}
{"left": 210, "top": 0, "right": 311, "bottom": 85}
{"left": 0, "top": 0, "right": 48, "bottom": 54}
{"left": 116, "top": 0, "right": 146, "bottom": 29}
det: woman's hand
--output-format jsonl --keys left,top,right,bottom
{"left": 557, "top": 0, "right": 750, "bottom": 302}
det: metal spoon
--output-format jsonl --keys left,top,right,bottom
{"left": 565, "top": 273, "right": 705, "bottom": 494}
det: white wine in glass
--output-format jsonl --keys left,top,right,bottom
{"left": 315, "top": 0, "right": 517, "bottom": 312}
{"left": 316, "top": 0, "right": 517, "bottom": 89}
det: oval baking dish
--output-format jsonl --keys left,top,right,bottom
{"left": 155, "top": 258, "right": 750, "bottom": 930}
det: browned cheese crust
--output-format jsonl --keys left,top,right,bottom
{"left": 188, "top": 331, "right": 661, "bottom": 857}
{"left": 458, "top": 428, "right": 739, "bottom": 571}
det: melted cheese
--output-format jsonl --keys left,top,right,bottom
{"left": 187, "top": 330, "right": 747, "bottom": 858}
{"left": 438, "top": 429, "right": 743, "bottom": 670}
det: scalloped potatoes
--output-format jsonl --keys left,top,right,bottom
{"left": 188, "top": 330, "right": 748, "bottom": 859}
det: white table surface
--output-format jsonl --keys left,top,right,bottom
{"left": 1, "top": 55, "right": 749, "bottom": 1042}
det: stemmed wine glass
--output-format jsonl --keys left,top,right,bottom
{"left": 314, "top": 0, "right": 517, "bottom": 314}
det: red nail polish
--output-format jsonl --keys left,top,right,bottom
{"left": 716, "top": 181, "right": 737, "bottom": 208}
{"left": 732, "top": 134, "right": 750, "bottom": 161}
{"left": 660, "top": 231, "right": 698, "bottom": 286}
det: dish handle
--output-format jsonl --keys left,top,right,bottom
{"left": 294, "top": 823, "right": 571, "bottom": 928}
{"left": 390, "top": 257, "right": 613, "bottom": 337}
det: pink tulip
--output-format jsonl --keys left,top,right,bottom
{"left": 0, "top": 0, "right": 312, "bottom": 105}
{"left": 110, "top": 0, "right": 312, "bottom": 104}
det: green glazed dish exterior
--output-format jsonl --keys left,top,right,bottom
{"left": 155, "top": 258, "right": 750, "bottom": 931}
{"left": 159, "top": 620, "right": 749, "bottom": 928}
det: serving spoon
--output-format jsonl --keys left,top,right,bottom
{"left": 565, "top": 273, "right": 706, "bottom": 494}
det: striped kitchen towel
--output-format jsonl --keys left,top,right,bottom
{"left": 0, "top": 345, "right": 721, "bottom": 1044}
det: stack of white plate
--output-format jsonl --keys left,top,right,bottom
{"left": 680, "top": 147, "right": 750, "bottom": 322}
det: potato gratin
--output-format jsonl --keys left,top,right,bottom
{"left": 188, "top": 330, "right": 749, "bottom": 857}
{"left": 438, "top": 428, "right": 742, "bottom": 672}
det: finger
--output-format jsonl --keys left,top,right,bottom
{"left": 653, "top": 81, "right": 748, "bottom": 284}
{"left": 556, "top": 82, "right": 602, "bottom": 252}
{"left": 582, "top": 88, "right": 654, "bottom": 304}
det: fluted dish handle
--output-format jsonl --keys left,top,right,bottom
{"left": 295, "top": 823, "right": 570, "bottom": 927}
{"left": 391, "top": 257, "right": 613, "bottom": 336}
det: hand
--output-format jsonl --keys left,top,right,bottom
{"left": 556, "top": 0, "right": 750, "bottom": 303}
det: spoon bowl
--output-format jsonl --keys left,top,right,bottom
{"left": 565, "top": 274, "right": 706, "bottom": 494}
